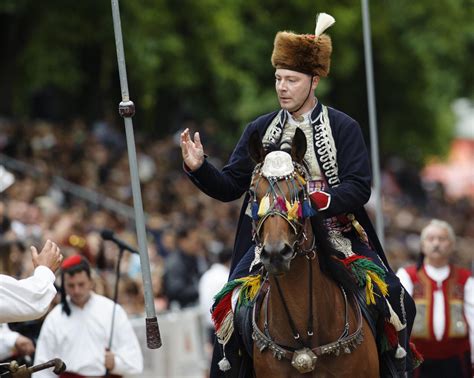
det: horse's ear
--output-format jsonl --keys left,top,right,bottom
{"left": 248, "top": 130, "right": 265, "bottom": 163}
{"left": 291, "top": 128, "right": 307, "bottom": 163}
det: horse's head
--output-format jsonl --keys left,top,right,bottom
{"left": 248, "top": 128, "right": 314, "bottom": 275}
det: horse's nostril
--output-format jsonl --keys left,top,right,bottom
{"left": 261, "top": 243, "right": 293, "bottom": 261}
{"left": 281, "top": 244, "right": 294, "bottom": 259}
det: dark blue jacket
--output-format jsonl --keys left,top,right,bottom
{"left": 186, "top": 102, "right": 389, "bottom": 273}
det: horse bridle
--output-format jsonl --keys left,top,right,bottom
{"left": 249, "top": 161, "right": 313, "bottom": 258}
{"left": 249, "top": 161, "right": 364, "bottom": 374}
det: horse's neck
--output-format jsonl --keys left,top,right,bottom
{"left": 267, "top": 254, "right": 346, "bottom": 344}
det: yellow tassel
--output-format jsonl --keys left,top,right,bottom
{"left": 241, "top": 275, "right": 261, "bottom": 301}
{"left": 367, "top": 271, "right": 389, "bottom": 297}
{"left": 366, "top": 274, "right": 375, "bottom": 305}
{"left": 287, "top": 201, "right": 299, "bottom": 220}
{"left": 258, "top": 194, "right": 270, "bottom": 217}
{"left": 296, "top": 174, "right": 306, "bottom": 186}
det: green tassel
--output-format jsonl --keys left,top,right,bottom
{"left": 379, "top": 334, "right": 391, "bottom": 354}
{"left": 213, "top": 279, "right": 244, "bottom": 306}
{"left": 349, "top": 258, "right": 386, "bottom": 289}
{"left": 213, "top": 275, "right": 262, "bottom": 310}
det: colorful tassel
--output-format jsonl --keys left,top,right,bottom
{"left": 276, "top": 196, "right": 287, "bottom": 212}
{"left": 287, "top": 201, "right": 299, "bottom": 221}
{"left": 211, "top": 275, "right": 262, "bottom": 348}
{"left": 296, "top": 174, "right": 306, "bottom": 186}
{"left": 409, "top": 342, "right": 424, "bottom": 368}
{"left": 367, "top": 271, "right": 388, "bottom": 297}
{"left": 238, "top": 275, "right": 261, "bottom": 307}
{"left": 340, "top": 255, "right": 389, "bottom": 306}
{"left": 383, "top": 321, "right": 399, "bottom": 349}
{"left": 302, "top": 199, "right": 317, "bottom": 218}
{"left": 366, "top": 274, "right": 375, "bottom": 305}
{"left": 251, "top": 202, "right": 259, "bottom": 220}
{"left": 297, "top": 202, "right": 303, "bottom": 218}
{"left": 386, "top": 299, "right": 406, "bottom": 331}
{"left": 216, "top": 312, "right": 234, "bottom": 345}
{"left": 218, "top": 356, "right": 231, "bottom": 371}
{"left": 258, "top": 194, "right": 270, "bottom": 217}
{"left": 379, "top": 334, "right": 390, "bottom": 354}
{"left": 395, "top": 345, "right": 407, "bottom": 359}
{"left": 212, "top": 291, "right": 233, "bottom": 330}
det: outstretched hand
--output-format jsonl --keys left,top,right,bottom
{"left": 180, "top": 128, "right": 205, "bottom": 171}
{"left": 31, "top": 240, "right": 63, "bottom": 273}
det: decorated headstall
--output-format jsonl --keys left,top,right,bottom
{"left": 249, "top": 150, "right": 317, "bottom": 242}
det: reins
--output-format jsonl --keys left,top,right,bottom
{"left": 249, "top": 157, "right": 365, "bottom": 373}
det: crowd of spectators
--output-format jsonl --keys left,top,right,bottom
{"left": 0, "top": 116, "right": 472, "bottom": 357}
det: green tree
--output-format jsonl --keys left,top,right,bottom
{"left": 0, "top": 0, "right": 472, "bottom": 163}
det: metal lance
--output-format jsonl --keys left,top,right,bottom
{"left": 110, "top": 0, "right": 161, "bottom": 349}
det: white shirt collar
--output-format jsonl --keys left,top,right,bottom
{"left": 424, "top": 264, "right": 450, "bottom": 283}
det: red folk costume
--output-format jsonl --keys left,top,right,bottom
{"left": 403, "top": 264, "right": 472, "bottom": 376}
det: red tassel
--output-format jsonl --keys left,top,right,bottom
{"left": 212, "top": 292, "right": 233, "bottom": 330}
{"left": 276, "top": 196, "right": 287, "bottom": 212}
{"left": 340, "top": 255, "right": 372, "bottom": 267}
{"left": 384, "top": 321, "right": 398, "bottom": 348}
{"left": 409, "top": 342, "right": 424, "bottom": 362}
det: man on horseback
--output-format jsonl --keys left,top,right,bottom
{"left": 181, "top": 12, "right": 416, "bottom": 377}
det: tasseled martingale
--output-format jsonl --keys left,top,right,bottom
{"left": 341, "top": 255, "right": 388, "bottom": 305}
{"left": 211, "top": 275, "right": 262, "bottom": 346}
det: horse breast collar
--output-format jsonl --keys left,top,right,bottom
{"left": 252, "top": 279, "right": 364, "bottom": 374}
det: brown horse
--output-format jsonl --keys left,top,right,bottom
{"left": 247, "top": 128, "right": 379, "bottom": 377}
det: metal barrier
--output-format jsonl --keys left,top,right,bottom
{"left": 125, "top": 307, "right": 208, "bottom": 378}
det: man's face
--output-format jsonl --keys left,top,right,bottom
{"left": 64, "top": 270, "right": 93, "bottom": 308}
{"left": 275, "top": 69, "right": 318, "bottom": 112}
{"left": 421, "top": 224, "right": 454, "bottom": 267}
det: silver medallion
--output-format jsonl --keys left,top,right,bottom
{"left": 291, "top": 348, "right": 317, "bottom": 374}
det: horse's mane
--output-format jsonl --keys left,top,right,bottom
{"left": 309, "top": 212, "right": 357, "bottom": 300}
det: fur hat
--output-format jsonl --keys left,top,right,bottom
{"left": 271, "top": 13, "right": 335, "bottom": 77}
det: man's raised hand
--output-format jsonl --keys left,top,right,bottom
{"left": 180, "top": 128, "right": 205, "bottom": 171}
